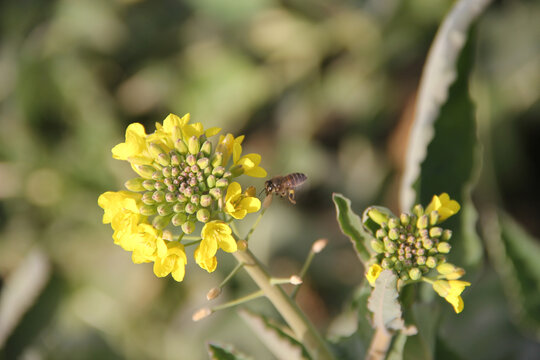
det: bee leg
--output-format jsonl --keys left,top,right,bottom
{"left": 287, "top": 189, "right": 296, "bottom": 204}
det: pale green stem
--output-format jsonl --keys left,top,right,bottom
{"left": 290, "top": 249, "right": 316, "bottom": 299}
{"left": 211, "top": 290, "right": 265, "bottom": 312}
{"left": 183, "top": 239, "right": 202, "bottom": 247}
{"left": 245, "top": 208, "right": 266, "bottom": 242}
{"left": 219, "top": 262, "right": 245, "bottom": 289}
{"left": 233, "top": 248, "right": 335, "bottom": 360}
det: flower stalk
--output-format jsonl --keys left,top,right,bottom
{"left": 233, "top": 247, "right": 335, "bottom": 360}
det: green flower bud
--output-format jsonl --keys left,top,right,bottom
{"left": 172, "top": 213, "right": 187, "bottom": 226}
{"left": 367, "top": 208, "right": 390, "bottom": 226}
{"left": 186, "top": 154, "right": 197, "bottom": 166}
{"left": 381, "top": 258, "right": 394, "bottom": 269}
{"left": 384, "top": 238, "right": 397, "bottom": 253}
{"left": 409, "top": 268, "right": 422, "bottom": 281}
{"left": 441, "top": 229, "right": 452, "bottom": 241}
{"left": 124, "top": 178, "right": 145, "bottom": 192}
{"left": 209, "top": 188, "right": 222, "bottom": 199}
{"left": 230, "top": 164, "right": 244, "bottom": 177}
{"left": 175, "top": 139, "right": 188, "bottom": 154}
{"left": 400, "top": 213, "right": 411, "bottom": 226}
{"left": 190, "top": 194, "right": 200, "bottom": 205}
{"left": 173, "top": 203, "right": 184, "bottom": 213}
{"left": 412, "top": 204, "right": 424, "bottom": 217}
{"left": 429, "top": 227, "right": 443, "bottom": 238}
{"left": 201, "top": 140, "right": 212, "bottom": 156}
{"left": 388, "top": 228, "right": 399, "bottom": 241}
{"left": 211, "top": 152, "right": 223, "bottom": 167}
{"left": 181, "top": 221, "right": 195, "bottom": 234}
{"left": 188, "top": 136, "right": 200, "bottom": 155}
{"left": 429, "top": 210, "right": 440, "bottom": 226}
{"left": 422, "top": 238, "right": 433, "bottom": 250}
{"left": 152, "top": 171, "right": 163, "bottom": 180}
{"left": 416, "top": 215, "right": 429, "bottom": 229}
{"left": 157, "top": 203, "right": 174, "bottom": 216}
{"left": 142, "top": 192, "right": 155, "bottom": 205}
{"left": 400, "top": 273, "right": 410, "bottom": 281}
{"left": 142, "top": 179, "right": 156, "bottom": 191}
{"left": 139, "top": 204, "right": 157, "bottom": 216}
{"left": 185, "top": 203, "right": 196, "bottom": 214}
{"left": 197, "top": 157, "right": 210, "bottom": 170}
{"left": 154, "top": 181, "right": 166, "bottom": 191}
{"left": 196, "top": 209, "right": 210, "bottom": 223}
{"left": 152, "top": 215, "right": 171, "bottom": 230}
{"left": 177, "top": 193, "right": 187, "bottom": 203}
{"left": 216, "top": 178, "right": 228, "bottom": 188}
{"left": 418, "top": 229, "right": 429, "bottom": 239}
{"left": 212, "top": 166, "right": 225, "bottom": 177}
{"left": 375, "top": 228, "right": 387, "bottom": 240}
{"left": 136, "top": 165, "right": 157, "bottom": 179}
{"left": 170, "top": 153, "right": 181, "bottom": 166}
{"left": 207, "top": 175, "right": 216, "bottom": 188}
{"left": 370, "top": 239, "right": 385, "bottom": 253}
{"left": 426, "top": 256, "right": 437, "bottom": 268}
{"left": 437, "top": 242, "right": 451, "bottom": 253}
{"left": 416, "top": 256, "right": 426, "bottom": 265}
{"left": 148, "top": 143, "right": 166, "bottom": 158}
{"left": 388, "top": 217, "right": 400, "bottom": 229}
{"left": 200, "top": 195, "right": 212, "bottom": 207}
{"left": 152, "top": 191, "right": 165, "bottom": 203}
{"left": 162, "top": 166, "right": 172, "bottom": 178}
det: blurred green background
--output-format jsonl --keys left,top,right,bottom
{"left": 1, "top": 0, "right": 539, "bottom": 359}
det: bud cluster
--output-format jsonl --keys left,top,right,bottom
{"left": 125, "top": 135, "right": 230, "bottom": 234}
{"left": 368, "top": 205, "right": 453, "bottom": 282}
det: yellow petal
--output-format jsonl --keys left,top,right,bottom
{"left": 217, "top": 234, "right": 237, "bottom": 253}
{"left": 366, "top": 264, "right": 382, "bottom": 286}
{"left": 239, "top": 197, "right": 261, "bottom": 213}
{"left": 225, "top": 182, "right": 242, "bottom": 203}
{"left": 205, "top": 127, "right": 222, "bottom": 137}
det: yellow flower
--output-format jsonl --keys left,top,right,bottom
{"left": 234, "top": 153, "right": 267, "bottom": 178}
{"left": 216, "top": 133, "right": 244, "bottom": 165}
{"left": 425, "top": 193, "right": 460, "bottom": 222}
{"left": 432, "top": 279, "right": 470, "bottom": 313}
{"left": 366, "top": 264, "right": 383, "bottom": 286}
{"left": 98, "top": 191, "right": 141, "bottom": 226}
{"left": 111, "top": 123, "right": 153, "bottom": 165}
{"left": 153, "top": 240, "right": 188, "bottom": 282}
{"left": 224, "top": 182, "right": 261, "bottom": 219}
{"left": 437, "top": 263, "right": 465, "bottom": 280}
{"left": 129, "top": 223, "right": 161, "bottom": 264}
{"left": 195, "top": 221, "right": 237, "bottom": 272}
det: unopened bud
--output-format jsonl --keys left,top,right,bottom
{"left": 136, "top": 165, "right": 157, "bottom": 179}
{"left": 157, "top": 203, "right": 174, "bottom": 216}
{"left": 196, "top": 209, "right": 210, "bottom": 223}
{"left": 412, "top": 204, "right": 424, "bottom": 217}
{"left": 124, "top": 178, "right": 145, "bottom": 192}
{"left": 200, "top": 195, "right": 213, "bottom": 207}
{"left": 206, "top": 175, "right": 216, "bottom": 188}
{"left": 142, "top": 192, "right": 155, "bottom": 205}
{"left": 181, "top": 221, "right": 196, "bottom": 234}
{"left": 400, "top": 213, "right": 411, "bottom": 226}
{"left": 409, "top": 268, "right": 422, "bottom": 281}
{"left": 156, "top": 153, "right": 170, "bottom": 167}
{"left": 375, "top": 228, "right": 387, "bottom": 240}
{"left": 185, "top": 203, "right": 196, "bottom": 214}
{"left": 381, "top": 258, "right": 393, "bottom": 269}
{"left": 388, "top": 217, "right": 400, "bottom": 229}
{"left": 417, "top": 215, "right": 429, "bottom": 229}
{"left": 148, "top": 143, "right": 166, "bottom": 158}
{"left": 367, "top": 208, "right": 389, "bottom": 225}
{"left": 186, "top": 154, "right": 197, "bottom": 166}
{"left": 172, "top": 213, "right": 187, "bottom": 226}
{"left": 165, "top": 192, "right": 176, "bottom": 202}
{"left": 170, "top": 153, "right": 181, "bottom": 166}
{"left": 212, "top": 166, "right": 225, "bottom": 177}
{"left": 139, "top": 204, "right": 157, "bottom": 216}
{"left": 416, "top": 256, "right": 426, "bottom": 265}
{"left": 426, "top": 256, "right": 437, "bottom": 268}
{"left": 188, "top": 136, "right": 200, "bottom": 155}
{"left": 209, "top": 188, "right": 222, "bottom": 199}
{"left": 192, "top": 307, "right": 212, "bottom": 322}
{"left": 211, "top": 152, "right": 223, "bottom": 167}
{"left": 152, "top": 191, "right": 165, "bottom": 203}
{"left": 441, "top": 229, "right": 453, "bottom": 242}
{"left": 216, "top": 178, "right": 228, "bottom": 188}
{"left": 162, "top": 166, "right": 172, "bottom": 178}
{"left": 429, "top": 211, "right": 440, "bottom": 226}
{"left": 384, "top": 238, "right": 397, "bottom": 253}
{"left": 206, "top": 287, "right": 222, "bottom": 301}
{"left": 371, "top": 239, "right": 385, "bottom": 253}
{"left": 437, "top": 242, "right": 451, "bottom": 253}
{"left": 142, "top": 179, "right": 156, "bottom": 191}
{"left": 201, "top": 141, "right": 212, "bottom": 156}
{"left": 429, "top": 227, "right": 443, "bottom": 238}
{"left": 152, "top": 215, "right": 171, "bottom": 230}
{"left": 191, "top": 194, "right": 200, "bottom": 205}
{"left": 175, "top": 139, "right": 188, "bottom": 154}
{"left": 388, "top": 228, "right": 399, "bottom": 241}
{"left": 197, "top": 157, "right": 210, "bottom": 170}
{"left": 311, "top": 238, "right": 328, "bottom": 253}
{"left": 422, "top": 238, "right": 433, "bottom": 249}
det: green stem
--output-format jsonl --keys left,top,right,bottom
{"left": 211, "top": 290, "right": 264, "bottom": 312}
{"left": 245, "top": 208, "right": 266, "bottom": 242}
{"left": 233, "top": 248, "right": 335, "bottom": 360}
{"left": 219, "top": 262, "right": 245, "bottom": 289}
{"left": 290, "top": 249, "right": 316, "bottom": 299}
{"left": 183, "top": 239, "right": 202, "bottom": 247}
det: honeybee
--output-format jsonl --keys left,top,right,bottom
{"left": 264, "top": 173, "right": 307, "bottom": 205}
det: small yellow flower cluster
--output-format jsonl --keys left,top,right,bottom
{"left": 365, "top": 193, "right": 471, "bottom": 313}
{"left": 98, "top": 113, "right": 265, "bottom": 281}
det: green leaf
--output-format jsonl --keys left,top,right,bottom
{"left": 485, "top": 212, "right": 540, "bottom": 335}
{"left": 403, "top": 303, "right": 440, "bottom": 360}
{"left": 368, "top": 271, "right": 415, "bottom": 335}
{"left": 238, "top": 309, "right": 311, "bottom": 360}
{"left": 207, "top": 343, "right": 252, "bottom": 360}
{"left": 386, "top": 332, "right": 408, "bottom": 360}
{"left": 332, "top": 193, "right": 373, "bottom": 265}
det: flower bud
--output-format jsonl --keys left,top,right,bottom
{"left": 381, "top": 258, "right": 393, "bottom": 269}
{"left": 211, "top": 152, "right": 223, "bottom": 167}
{"left": 157, "top": 203, "right": 174, "bottom": 216}
{"left": 388, "top": 228, "right": 399, "bottom": 241}
{"left": 139, "top": 204, "right": 157, "bottom": 216}
{"left": 173, "top": 203, "right": 183, "bottom": 213}
{"left": 437, "top": 242, "right": 451, "bottom": 253}
{"left": 142, "top": 192, "right": 155, "bottom": 205}
{"left": 165, "top": 192, "right": 177, "bottom": 203}
{"left": 172, "top": 213, "right": 187, "bottom": 226}
{"left": 416, "top": 256, "right": 426, "bottom": 265}
{"left": 429, "top": 227, "right": 443, "bottom": 238}
{"left": 206, "top": 287, "right": 221, "bottom": 301}
{"left": 177, "top": 193, "right": 187, "bottom": 203}
{"left": 209, "top": 188, "right": 222, "bottom": 199}
{"left": 206, "top": 175, "right": 216, "bottom": 188}
{"left": 185, "top": 203, "right": 196, "bottom": 214}
{"left": 192, "top": 308, "right": 212, "bottom": 322}
{"left": 186, "top": 154, "right": 197, "bottom": 166}
{"left": 188, "top": 136, "right": 200, "bottom": 155}
{"left": 384, "top": 238, "right": 397, "bottom": 253}
{"left": 388, "top": 217, "right": 400, "bottom": 229}
{"left": 367, "top": 208, "right": 389, "bottom": 225}
{"left": 426, "top": 256, "right": 437, "bottom": 268}
{"left": 152, "top": 191, "right": 165, "bottom": 203}
{"left": 441, "top": 229, "right": 453, "bottom": 241}
{"left": 196, "top": 209, "right": 210, "bottom": 223}
{"left": 375, "top": 228, "right": 387, "bottom": 240}
{"left": 409, "top": 268, "right": 422, "bottom": 281}
{"left": 417, "top": 215, "right": 429, "bottom": 230}
{"left": 197, "top": 157, "right": 210, "bottom": 170}
{"left": 400, "top": 213, "right": 411, "bottom": 226}
{"left": 148, "top": 143, "right": 166, "bottom": 158}
{"left": 422, "top": 238, "right": 433, "bottom": 250}
{"left": 370, "top": 239, "right": 385, "bottom": 253}
{"left": 216, "top": 178, "right": 229, "bottom": 188}
{"left": 175, "top": 139, "right": 188, "bottom": 154}
{"left": 290, "top": 275, "right": 303, "bottom": 285}
{"left": 124, "top": 178, "right": 145, "bottom": 192}
{"left": 230, "top": 164, "right": 244, "bottom": 177}
{"left": 200, "top": 195, "right": 213, "bottom": 207}
{"left": 152, "top": 215, "right": 171, "bottom": 230}
{"left": 212, "top": 166, "right": 225, "bottom": 177}
{"left": 412, "top": 204, "right": 424, "bottom": 217}
{"left": 312, "top": 238, "right": 328, "bottom": 253}
{"left": 170, "top": 153, "right": 181, "bottom": 166}
{"left": 201, "top": 141, "right": 212, "bottom": 156}
{"left": 429, "top": 210, "right": 440, "bottom": 226}
{"left": 136, "top": 165, "right": 157, "bottom": 179}
{"left": 142, "top": 179, "right": 156, "bottom": 191}
{"left": 181, "top": 221, "right": 196, "bottom": 234}
{"left": 437, "top": 263, "right": 465, "bottom": 280}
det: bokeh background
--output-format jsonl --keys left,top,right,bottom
{"left": 1, "top": 0, "right": 539, "bottom": 359}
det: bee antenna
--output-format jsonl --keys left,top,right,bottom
{"left": 258, "top": 188, "right": 266, "bottom": 197}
